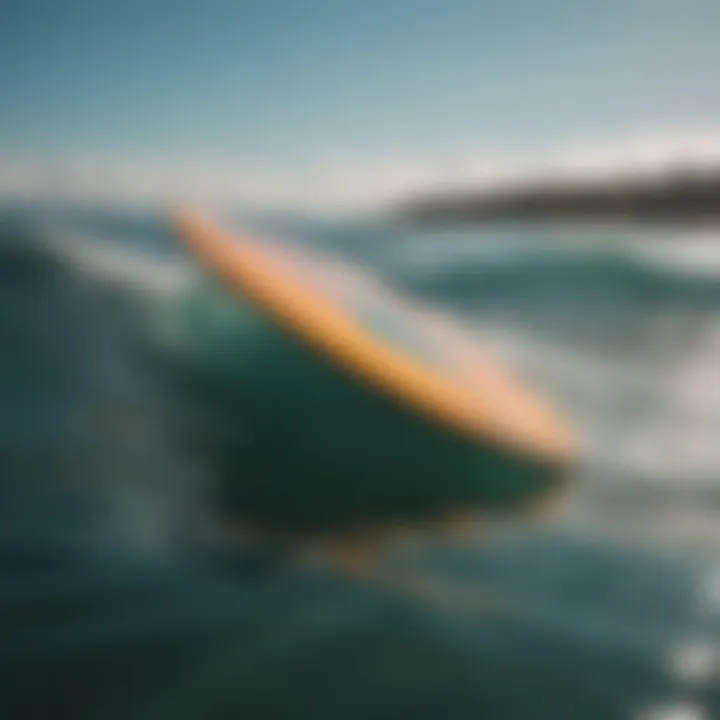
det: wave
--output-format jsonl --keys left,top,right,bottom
{"left": 4, "top": 210, "right": 720, "bottom": 715}
{"left": 385, "top": 227, "right": 720, "bottom": 305}
{"left": 4, "top": 211, "right": 720, "bottom": 548}
{"left": 626, "top": 232, "right": 720, "bottom": 280}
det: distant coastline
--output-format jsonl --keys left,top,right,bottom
{"left": 399, "top": 168, "right": 720, "bottom": 227}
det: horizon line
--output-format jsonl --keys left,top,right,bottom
{"left": 2, "top": 127, "right": 720, "bottom": 212}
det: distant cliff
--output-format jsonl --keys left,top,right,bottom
{"left": 400, "top": 168, "right": 720, "bottom": 224}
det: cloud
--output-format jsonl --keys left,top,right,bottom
{"left": 2, "top": 127, "right": 720, "bottom": 211}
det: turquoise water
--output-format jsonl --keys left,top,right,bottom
{"left": 2, "top": 205, "right": 720, "bottom": 716}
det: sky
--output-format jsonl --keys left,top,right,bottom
{"left": 1, "top": 0, "right": 719, "bottom": 208}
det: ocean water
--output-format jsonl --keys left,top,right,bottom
{"left": 2, "top": 204, "right": 720, "bottom": 717}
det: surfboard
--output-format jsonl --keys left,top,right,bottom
{"left": 173, "top": 210, "right": 574, "bottom": 472}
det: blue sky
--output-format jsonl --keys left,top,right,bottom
{"left": 1, "top": 0, "right": 719, "bottom": 206}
